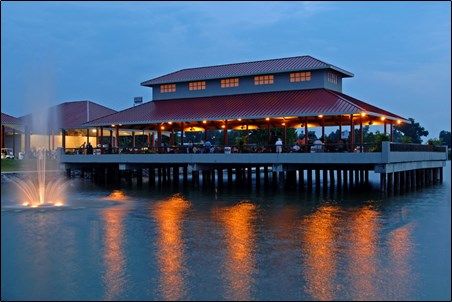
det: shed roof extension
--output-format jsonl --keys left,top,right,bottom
{"left": 141, "top": 55, "right": 354, "bottom": 86}
{"left": 20, "top": 100, "right": 117, "bottom": 132}
{"left": 1, "top": 113, "right": 22, "bottom": 126}
{"left": 84, "top": 89, "right": 406, "bottom": 127}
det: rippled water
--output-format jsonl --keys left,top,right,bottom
{"left": 1, "top": 164, "right": 451, "bottom": 300}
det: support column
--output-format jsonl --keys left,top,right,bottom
{"left": 183, "top": 166, "right": 188, "bottom": 183}
{"left": 25, "top": 125, "right": 30, "bottom": 155}
{"left": 149, "top": 167, "right": 155, "bottom": 187}
{"left": 343, "top": 169, "right": 348, "bottom": 189}
{"left": 100, "top": 127, "right": 104, "bottom": 146}
{"left": 406, "top": 170, "right": 412, "bottom": 190}
{"left": 228, "top": 168, "right": 233, "bottom": 184}
{"left": 349, "top": 169, "right": 354, "bottom": 187}
{"left": 299, "top": 169, "right": 305, "bottom": 191}
{"left": 336, "top": 169, "right": 342, "bottom": 190}
{"left": 384, "top": 121, "right": 387, "bottom": 136}
{"left": 322, "top": 169, "right": 328, "bottom": 190}
{"left": 284, "top": 123, "right": 287, "bottom": 147}
{"left": 394, "top": 172, "right": 400, "bottom": 194}
{"left": 315, "top": 169, "right": 321, "bottom": 191}
{"left": 387, "top": 172, "right": 393, "bottom": 194}
{"left": 115, "top": 126, "right": 119, "bottom": 149}
{"left": 304, "top": 117, "right": 309, "bottom": 152}
{"left": 359, "top": 119, "right": 363, "bottom": 152}
{"left": 157, "top": 128, "right": 162, "bottom": 150}
{"left": 218, "top": 168, "right": 224, "bottom": 187}
{"left": 439, "top": 167, "right": 443, "bottom": 183}
{"left": 12, "top": 130, "right": 16, "bottom": 156}
{"left": 255, "top": 166, "right": 260, "bottom": 186}
{"left": 263, "top": 166, "right": 269, "bottom": 184}
{"left": 329, "top": 169, "right": 335, "bottom": 189}
{"left": 411, "top": 170, "right": 416, "bottom": 189}
{"left": 180, "top": 122, "right": 185, "bottom": 147}
{"left": 86, "top": 128, "right": 90, "bottom": 144}
{"left": 0, "top": 125, "right": 4, "bottom": 148}
{"left": 390, "top": 122, "right": 394, "bottom": 142}
{"left": 223, "top": 120, "right": 228, "bottom": 146}
{"left": 307, "top": 169, "right": 313, "bottom": 191}
{"left": 137, "top": 168, "right": 143, "bottom": 187}
{"left": 350, "top": 114, "right": 354, "bottom": 152}
{"left": 132, "top": 131, "right": 136, "bottom": 148}
{"left": 110, "top": 129, "right": 113, "bottom": 146}
{"left": 380, "top": 173, "right": 387, "bottom": 193}
{"left": 62, "top": 128, "right": 66, "bottom": 150}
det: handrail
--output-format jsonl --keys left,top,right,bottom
{"left": 390, "top": 143, "right": 447, "bottom": 152}
{"left": 62, "top": 142, "right": 383, "bottom": 155}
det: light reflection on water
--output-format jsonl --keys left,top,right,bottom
{"left": 214, "top": 202, "right": 257, "bottom": 301}
{"left": 1, "top": 165, "right": 450, "bottom": 300}
{"left": 153, "top": 194, "right": 190, "bottom": 301}
{"left": 102, "top": 206, "right": 126, "bottom": 300}
{"left": 301, "top": 205, "right": 340, "bottom": 301}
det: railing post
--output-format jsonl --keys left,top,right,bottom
{"left": 381, "top": 141, "right": 390, "bottom": 163}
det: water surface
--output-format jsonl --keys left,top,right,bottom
{"left": 1, "top": 164, "right": 450, "bottom": 300}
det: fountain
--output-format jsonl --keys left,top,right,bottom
{"left": 11, "top": 148, "right": 67, "bottom": 208}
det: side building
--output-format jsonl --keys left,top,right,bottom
{"left": 1, "top": 100, "right": 116, "bottom": 157}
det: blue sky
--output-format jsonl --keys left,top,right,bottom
{"left": 1, "top": 1, "right": 450, "bottom": 138}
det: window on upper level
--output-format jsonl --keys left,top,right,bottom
{"left": 254, "top": 75, "right": 274, "bottom": 85}
{"left": 221, "top": 78, "right": 239, "bottom": 88}
{"left": 290, "top": 71, "right": 312, "bottom": 82}
{"left": 160, "top": 84, "right": 176, "bottom": 93}
{"left": 328, "top": 72, "right": 338, "bottom": 84}
{"left": 189, "top": 81, "right": 206, "bottom": 91}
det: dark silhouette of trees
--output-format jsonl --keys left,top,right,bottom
{"left": 394, "top": 118, "right": 429, "bottom": 144}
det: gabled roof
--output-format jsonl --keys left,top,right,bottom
{"left": 141, "top": 55, "right": 354, "bottom": 86}
{"left": 1, "top": 113, "right": 22, "bottom": 125}
{"left": 84, "top": 89, "right": 405, "bottom": 127}
{"left": 20, "top": 100, "right": 116, "bottom": 131}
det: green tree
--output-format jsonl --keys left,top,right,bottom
{"left": 427, "top": 138, "right": 442, "bottom": 146}
{"left": 394, "top": 118, "right": 429, "bottom": 144}
{"left": 439, "top": 130, "right": 451, "bottom": 148}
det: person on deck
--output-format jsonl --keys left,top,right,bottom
{"left": 275, "top": 138, "right": 283, "bottom": 153}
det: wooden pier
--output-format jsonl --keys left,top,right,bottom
{"left": 60, "top": 142, "right": 448, "bottom": 194}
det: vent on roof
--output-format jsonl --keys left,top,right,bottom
{"left": 134, "top": 97, "right": 143, "bottom": 106}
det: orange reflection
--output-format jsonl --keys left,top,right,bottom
{"left": 347, "top": 206, "right": 379, "bottom": 300}
{"left": 153, "top": 194, "right": 190, "bottom": 301}
{"left": 215, "top": 202, "right": 257, "bottom": 301}
{"left": 388, "top": 222, "right": 415, "bottom": 298}
{"left": 301, "top": 205, "right": 340, "bottom": 301}
{"left": 102, "top": 207, "right": 126, "bottom": 300}
{"left": 104, "top": 190, "right": 128, "bottom": 201}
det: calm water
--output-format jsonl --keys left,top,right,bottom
{"left": 1, "top": 164, "right": 451, "bottom": 301}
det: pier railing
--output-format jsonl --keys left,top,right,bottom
{"left": 62, "top": 142, "right": 385, "bottom": 155}
{"left": 389, "top": 143, "right": 447, "bottom": 153}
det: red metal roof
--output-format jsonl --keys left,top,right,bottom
{"left": 1, "top": 113, "right": 22, "bottom": 125}
{"left": 141, "top": 55, "right": 354, "bottom": 86}
{"left": 84, "top": 89, "right": 406, "bottom": 127}
{"left": 20, "top": 101, "right": 116, "bottom": 131}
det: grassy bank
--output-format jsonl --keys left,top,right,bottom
{"left": 1, "top": 159, "right": 59, "bottom": 172}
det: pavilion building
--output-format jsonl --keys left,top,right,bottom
{"left": 82, "top": 55, "right": 406, "bottom": 150}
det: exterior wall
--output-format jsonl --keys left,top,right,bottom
{"left": 30, "top": 134, "right": 86, "bottom": 150}
{"left": 323, "top": 71, "right": 343, "bottom": 92}
{"left": 152, "top": 69, "right": 344, "bottom": 101}
{"left": 3, "top": 134, "right": 23, "bottom": 156}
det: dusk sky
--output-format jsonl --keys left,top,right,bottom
{"left": 1, "top": 1, "right": 450, "bottom": 139}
